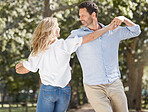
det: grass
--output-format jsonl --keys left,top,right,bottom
{"left": 0, "top": 107, "right": 36, "bottom": 112}
{"left": 0, "top": 104, "right": 148, "bottom": 112}
{"left": 0, "top": 103, "right": 37, "bottom": 112}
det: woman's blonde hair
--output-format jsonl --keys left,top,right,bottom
{"left": 30, "top": 17, "right": 58, "bottom": 56}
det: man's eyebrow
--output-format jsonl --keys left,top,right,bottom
{"left": 79, "top": 14, "right": 85, "bottom": 16}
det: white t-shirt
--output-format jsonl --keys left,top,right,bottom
{"left": 23, "top": 36, "right": 82, "bottom": 88}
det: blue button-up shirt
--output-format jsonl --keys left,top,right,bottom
{"left": 68, "top": 23, "right": 141, "bottom": 85}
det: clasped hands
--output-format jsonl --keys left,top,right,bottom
{"left": 108, "top": 16, "right": 125, "bottom": 30}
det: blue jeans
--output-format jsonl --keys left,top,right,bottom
{"left": 36, "top": 84, "right": 71, "bottom": 112}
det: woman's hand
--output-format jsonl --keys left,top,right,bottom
{"left": 111, "top": 16, "right": 125, "bottom": 26}
{"left": 15, "top": 63, "right": 23, "bottom": 69}
{"left": 107, "top": 22, "right": 117, "bottom": 30}
{"left": 15, "top": 63, "right": 30, "bottom": 74}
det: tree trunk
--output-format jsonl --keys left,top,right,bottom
{"left": 69, "top": 55, "right": 78, "bottom": 108}
{"left": 82, "top": 91, "right": 88, "bottom": 104}
{"left": 76, "top": 80, "right": 80, "bottom": 105}
{"left": 2, "top": 84, "right": 7, "bottom": 108}
{"left": 26, "top": 100, "right": 28, "bottom": 112}
{"left": 9, "top": 102, "right": 11, "bottom": 112}
{"left": 126, "top": 51, "right": 144, "bottom": 110}
{"left": 43, "top": 0, "right": 49, "bottom": 17}
{"left": 39, "top": 0, "right": 50, "bottom": 89}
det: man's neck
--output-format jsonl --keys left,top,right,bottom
{"left": 88, "top": 21, "right": 102, "bottom": 31}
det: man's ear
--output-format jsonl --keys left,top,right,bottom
{"left": 91, "top": 12, "right": 96, "bottom": 18}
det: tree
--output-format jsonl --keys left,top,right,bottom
{"left": 0, "top": 0, "right": 84, "bottom": 108}
{"left": 0, "top": 0, "right": 42, "bottom": 104}
{"left": 0, "top": 0, "right": 147, "bottom": 110}
{"left": 125, "top": 0, "right": 148, "bottom": 110}
{"left": 96, "top": 0, "right": 148, "bottom": 110}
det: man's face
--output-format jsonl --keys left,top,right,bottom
{"left": 79, "top": 8, "right": 93, "bottom": 27}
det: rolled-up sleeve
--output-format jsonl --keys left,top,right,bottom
{"left": 116, "top": 24, "right": 141, "bottom": 41}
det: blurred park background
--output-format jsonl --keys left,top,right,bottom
{"left": 0, "top": 0, "right": 148, "bottom": 112}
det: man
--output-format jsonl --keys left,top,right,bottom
{"left": 68, "top": 1, "right": 141, "bottom": 112}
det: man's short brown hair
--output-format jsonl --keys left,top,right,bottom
{"left": 78, "top": 1, "right": 98, "bottom": 17}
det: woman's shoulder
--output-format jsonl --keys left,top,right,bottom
{"left": 56, "top": 38, "right": 65, "bottom": 44}
{"left": 53, "top": 39, "right": 65, "bottom": 47}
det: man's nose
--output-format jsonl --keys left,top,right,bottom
{"left": 79, "top": 17, "right": 83, "bottom": 21}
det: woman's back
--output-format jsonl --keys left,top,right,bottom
{"left": 23, "top": 37, "right": 82, "bottom": 87}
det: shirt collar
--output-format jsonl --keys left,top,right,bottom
{"left": 80, "top": 22, "right": 105, "bottom": 31}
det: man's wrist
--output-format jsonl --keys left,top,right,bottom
{"left": 123, "top": 17, "right": 136, "bottom": 26}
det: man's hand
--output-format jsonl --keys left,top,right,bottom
{"left": 107, "top": 16, "right": 125, "bottom": 30}
{"left": 111, "top": 16, "right": 136, "bottom": 27}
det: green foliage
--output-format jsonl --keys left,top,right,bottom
{"left": 0, "top": 107, "right": 36, "bottom": 112}
{"left": 0, "top": 0, "right": 148, "bottom": 108}
{"left": 0, "top": 0, "right": 42, "bottom": 101}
